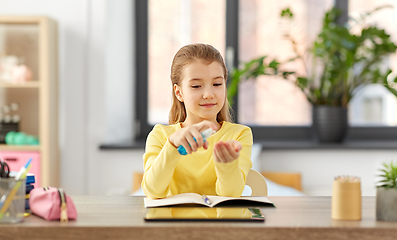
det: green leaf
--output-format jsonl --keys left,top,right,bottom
{"left": 268, "top": 60, "right": 280, "bottom": 70}
{"left": 377, "top": 161, "right": 397, "bottom": 188}
{"left": 282, "top": 71, "right": 295, "bottom": 79}
{"left": 280, "top": 8, "right": 293, "bottom": 19}
{"left": 297, "top": 77, "right": 308, "bottom": 88}
{"left": 385, "top": 79, "right": 397, "bottom": 97}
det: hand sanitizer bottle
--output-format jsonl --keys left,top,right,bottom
{"left": 177, "top": 128, "right": 216, "bottom": 155}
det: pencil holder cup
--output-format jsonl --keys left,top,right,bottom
{"left": 0, "top": 178, "right": 26, "bottom": 223}
{"left": 331, "top": 176, "right": 361, "bottom": 220}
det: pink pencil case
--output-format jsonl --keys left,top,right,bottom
{"left": 29, "top": 187, "right": 77, "bottom": 221}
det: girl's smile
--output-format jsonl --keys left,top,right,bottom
{"left": 200, "top": 103, "right": 217, "bottom": 108}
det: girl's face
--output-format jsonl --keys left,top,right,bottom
{"left": 174, "top": 60, "right": 226, "bottom": 125}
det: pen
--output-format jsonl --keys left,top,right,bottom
{"left": 202, "top": 194, "right": 212, "bottom": 205}
{"left": 14, "top": 158, "right": 32, "bottom": 181}
{"left": 0, "top": 158, "right": 32, "bottom": 219}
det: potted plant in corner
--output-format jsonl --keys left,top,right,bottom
{"left": 228, "top": 6, "right": 397, "bottom": 143}
{"left": 376, "top": 161, "right": 397, "bottom": 221}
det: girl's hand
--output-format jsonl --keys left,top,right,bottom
{"left": 169, "top": 120, "right": 218, "bottom": 155}
{"left": 213, "top": 140, "right": 242, "bottom": 163}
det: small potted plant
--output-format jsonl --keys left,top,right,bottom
{"left": 228, "top": 6, "right": 397, "bottom": 142}
{"left": 376, "top": 161, "right": 397, "bottom": 221}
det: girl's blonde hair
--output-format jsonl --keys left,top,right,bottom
{"left": 169, "top": 43, "right": 231, "bottom": 125}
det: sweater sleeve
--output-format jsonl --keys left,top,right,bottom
{"left": 141, "top": 125, "right": 182, "bottom": 199}
{"left": 214, "top": 126, "right": 253, "bottom": 197}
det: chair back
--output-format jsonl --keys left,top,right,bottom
{"left": 245, "top": 169, "right": 267, "bottom": 196}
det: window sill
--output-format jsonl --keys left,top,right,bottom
{"left": 257, "top": 140, "right": 397, "bottom": 150}
{"left": 99, "top": 141, "right": 145, "bottom": 150}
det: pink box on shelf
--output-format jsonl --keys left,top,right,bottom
{"left": 0, "top": 151, "right": 40, "bottom": 188}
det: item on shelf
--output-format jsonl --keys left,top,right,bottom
{"left": 0, "top": 55, "right": 19, "bottom": 81}
{"left": 1, "top": 105, "right": 10, "bottom": 114}
{"left": 2, "top": 115, "right": 11, "bottom": 123}
{"left": 0, "top": 122, "right": 19, "bottom": 144}
{"left": 11, "top": 115, "right": 20, "bottom": 123}
{"left": 5, "top": 131, "right": 39, "bottom": 145}
{"left": 0, "top": 131, "right": 10, "bottom": 144}
{"left": 0, "top": 55, "right": 32, "bottom": 83}
{"left": 0, "top": 102, "right": 21, "bottom": 125}
{"left": 0, "top": 122, "right": 19, "bottom": 131}
{"left": 12, "top": 65, "right": 33, "bottom": 83}
{"left": 9, "top": 103, "right": 19, "bottom": 112}
{"left": 0, "top": 103, "right": 22, "bottom": 143}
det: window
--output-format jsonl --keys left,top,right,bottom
{"left": 147, "top": 0, "right": 226, "bottom": 125}
{"left": 348, "top": 0, "right": 397, "bottom": 126}
{"left": 238, "top": 0, "right": 334, "bottom": 126}
{"left": 135, "top": 0, "right": 397, "bottom": 144}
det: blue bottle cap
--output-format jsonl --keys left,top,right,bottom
{"left": 177, "top": 145, "right": 188, "bottom": 155}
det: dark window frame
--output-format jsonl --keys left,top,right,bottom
{"left": 134, "top": 0, "right": 152, "bottom": 141}
{"left": 133, "top": 0, "right": 397, "bottom": 146}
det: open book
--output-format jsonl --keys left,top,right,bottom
{"left": 144, "top": 193, "right": 274, "bottom": 208}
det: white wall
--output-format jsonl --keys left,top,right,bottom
{"left": 0, "top": 0, "right": 144, "bottom": 195}
{"left": 1, "top": 0, "right": 396, "bottom": 196}
{"left": 260, "top": 149, "right": 397, "bottom": 196}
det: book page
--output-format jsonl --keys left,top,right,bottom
{"left": 144, "top": 193, "right": 208, "bottom": 208}
{"left": 207, "top": 195, "right": 273, "bottom": 207}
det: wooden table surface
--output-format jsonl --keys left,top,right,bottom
{"left": 0, "top": 196, "right": 396, "bottom": 240}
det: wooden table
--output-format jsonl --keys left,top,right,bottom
{"left": 0, "top": 196, "right": 396, "bottom": 240}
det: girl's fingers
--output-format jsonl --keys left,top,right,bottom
{"left": 197, "top": 120, "right": 218, "bottom": 132}
{"left": 214, "top": 141, "right": 240, "bottom": 163}
{"left": 224, "top": 142, "right": 239, "bottom": 160}
{"left": 203, "top": 140, "right": 209, "bottom": 150}
{"left": 218, "top": 142, "right": 233, "bottom": 163}
{"left": 233, "top": 141, "right": 242, "bottom": 152}
{"left": 213, "top": 145, "right": 222, "bottom": 163}
{"left": 218, "top": 142, "right": 233, "bottom": 161}
{"left": 215, "top": 143, "right": 227, "bottom": 163}
{"left": 185, "top": 134, "right": 197, "bottom": 152}
{"left": 180, "top": 139, "right": 192, "bottom": 155}
{"left": 171, "top": 120, "right": 219, "bottom": 155}
{"left": 190, "top": 128, "right": 204, "bottom": 148}
{"left": 225, "top": 140, "right": 242, "bottom": 152}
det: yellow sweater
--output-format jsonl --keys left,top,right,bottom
{"left": 142, "top": 121, "right": 253, "bottom": 199}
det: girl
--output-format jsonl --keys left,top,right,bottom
{"left": 142, "top": 43, "right": 253, "bottom": 199}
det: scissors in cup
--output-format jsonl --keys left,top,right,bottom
{"left": 0, "top": 161, "right": 10, "bottom": 178}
